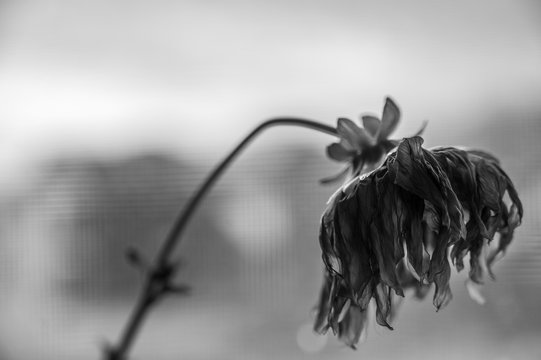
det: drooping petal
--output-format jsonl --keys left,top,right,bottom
{"left": 361, "top": 115, "right": 381, "bottom": 137}
{"left": 370, "top": 222, "right": 402, "bottom": 296}
{"left": 469, "top": 236, "right": 490, "bottom": 284}
{"left": 393, "top": 137, "right": 444, "bottom": 210}
{"left": 393, "top": 137, "right": 464, "bottom": 240}
{"left": 427, "top": 229, "right": 453, "bottom": 310}
{"left": 465, "top": 278, "right": 486, "bottom": 305}
{"left": 432, "top": 147, "right": 488, "bottom": 239}
{"left": 329, "top": 293, "right": 350, "bottom": 334}
{"left": 337, "top": 199, "right": 372, "bottom": 295}
{"left": 337, "top": 305, "right": 368, "bottom": 349}
{"left": 475, "top": 158, "right": 506, "bottom": 213}
{"left": 451, "top": 218, "right": 479, "bottom": 273}
{"left": 398, "top": 190, "right": 429, "bottom": 279}
{"left": 314, "top": 272, "right": 335, "bottom": 334}
{"left": 396, "top": 260, "right": 431, "bottom": 299}
{"left": 337, "top": 118, "right": 376, "bottom": 151}
{"left": 373, "top": 282, "right": 393, "bottom": 330}
{"left": 486, "top": 202, "right": 522, "bottom": 273}
{"left": 371, "top": 174, "right": 404, "bottom": 296}
{"left": 377, "top": 97, "right": 400, "bottom": 141}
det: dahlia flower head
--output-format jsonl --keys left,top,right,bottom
{"left": 315, "top": 110, "right": 523, "bottom": 348}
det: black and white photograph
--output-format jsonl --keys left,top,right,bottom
{"left": 0, "top": 1, "right": 540, "bottom": 359}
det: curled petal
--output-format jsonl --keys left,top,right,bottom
{"left": 396, "top": 260, "right": 431, "bottom": 299}
{"left": 330, "top": 294, "right": 350, "bottom": 334}
{"left": 370, "top": 222, "right": 402, "bottom": 296}
{"left": 465, "top": 278, "right": 486, "bottom": 305}
{"left": 487, "top": 203, "right": 521, "bottom": 268}
{"left": 393, "top": 137, "right": 464, "bottom": 240}
{"left": 428, "top": 229, "right": 453, "bottom": 310}
{"left": 399, "top": 191, "right": 429, "bottom": 279}
{"left": 374, "top": 283, "right": 393, "bottom": 330}
{"left": 314, "top": 272, "right": 334, "bottom": 334}
{"left": 338, "top": 305, "right": 368, "bottom": 349}
{"left": 469, "top": 232, "right": 491, "bottom": 284}
{"left": 476, "top": 160, "right": 506, "bottom": 212}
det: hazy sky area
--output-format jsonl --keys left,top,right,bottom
{"left": 0, "top": 0, "right": 540, "bottom": 190}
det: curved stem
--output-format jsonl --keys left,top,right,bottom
{"left": 105, "top": 118, "right": 338, "bottom": 360}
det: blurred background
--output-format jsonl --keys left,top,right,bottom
{"left": 0, "top": 0, "right": 540, "bottom": 359}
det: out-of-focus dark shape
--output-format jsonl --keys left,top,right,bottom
{"left": 15, "top": 153, "right": 243, "bottom": 303}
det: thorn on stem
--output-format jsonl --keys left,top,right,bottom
{"left": 151, "top": 259, "right": 183, "bottom": 284}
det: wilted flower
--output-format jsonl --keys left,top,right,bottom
{"left": 314, "top": 136, "right": 523, "bottom": 348}
{"left": 321, "top": 97, "right": 426, "bottom": 184}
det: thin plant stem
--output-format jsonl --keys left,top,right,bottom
{"left": 105, "top": 118, "right": 338, "bottom": 360}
